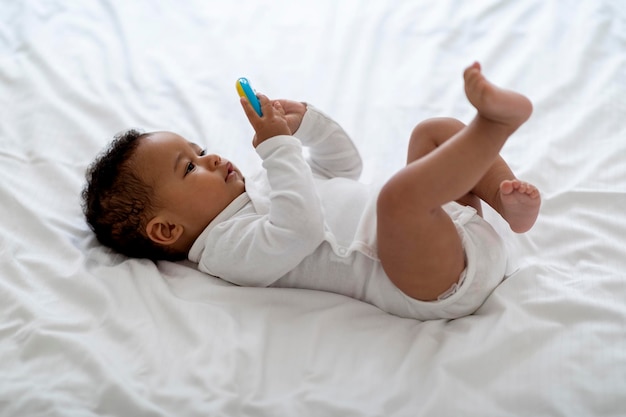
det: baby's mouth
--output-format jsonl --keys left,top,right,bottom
{"left": 225, "top": 163, "right": 234, "bottom": 181}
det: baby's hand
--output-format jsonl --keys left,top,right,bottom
{"left": 241, "top": 94, "right": 291, "bottom": 148}
{"left": 274, "top": 100, "right": 306, "bottom": 134}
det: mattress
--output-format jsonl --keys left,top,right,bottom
{"left": 1, "top": 0, "right": 625, "bottom": 416}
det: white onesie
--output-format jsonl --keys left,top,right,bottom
{"left": 188, "top": 106, "right": 507, "bottom": 320}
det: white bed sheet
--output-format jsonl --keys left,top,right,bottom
{"left": 1, "top": 0, "right": 625, "bottom": 416}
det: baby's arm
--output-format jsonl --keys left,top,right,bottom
{"left": 196, "top": 94, "right": 325, "bottom": 286}
{"left": 198, "top": 136, "right": 326, "bottom": 286}
{"left": 294, "top": 105, "right": 363, "bottom": 180}
{"left": 244, "top": 95, "right": 362, "bottom": 180}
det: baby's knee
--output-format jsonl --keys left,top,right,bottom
{"left": 410, "top": 117, "right": 465, "bottom": 146}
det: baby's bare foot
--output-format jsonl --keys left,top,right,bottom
{"left": 463, "top": 62, "right": 533, "bottom": 129}
{"left": 498, "top": 179, "right": 541, "bottom": 233}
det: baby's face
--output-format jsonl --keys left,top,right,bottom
{"left": 135, "top": 131, "right": 245, "bottom": 240}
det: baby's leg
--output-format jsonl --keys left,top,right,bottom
{"left": 408, "top": 118, "right": 541, "bottom": 233}
{"left": 407, "top": 117, "right": 486, "bottom": 214}
{"left": 377, "top": 62, "right": 533, "bottom": 301}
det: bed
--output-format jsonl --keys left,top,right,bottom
{"left": 1, "top": 0, "right": 625, "bottom": 416}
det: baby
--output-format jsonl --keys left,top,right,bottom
{"left": 83, "top": 63, "right": 540, "bottom": 320}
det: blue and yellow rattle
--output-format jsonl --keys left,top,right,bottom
{"left": 236, "top": 77, "right": 262, "bottom": 117}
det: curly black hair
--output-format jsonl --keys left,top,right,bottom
{"left": 82, "top": 129, "right": 186, "bottom": 261}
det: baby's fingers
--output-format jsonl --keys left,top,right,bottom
{"left": 240, "top": 95, "right": 262, "bottom": 122}
{"left": 272, "top": 100, "right": 285, "bottom": 116}
{"left": 257, "top": 94, "right": 277, "bottom": 117}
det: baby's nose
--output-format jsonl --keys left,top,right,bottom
{"left": 206, "top": 154, "right": 222, "bottom": 168}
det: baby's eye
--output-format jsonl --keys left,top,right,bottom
{"left": 185, "top": 162, "right": 195, "bottom": 175}
{"left": 199, "top": 149, "right": 207, "bottom": 156}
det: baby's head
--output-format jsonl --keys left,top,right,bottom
{"left": 82, "top": 129, "right": 245, "bottom": 260}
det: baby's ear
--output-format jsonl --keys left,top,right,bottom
{"left": 145, "top": 216, "right": 184, "bottom": 246}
